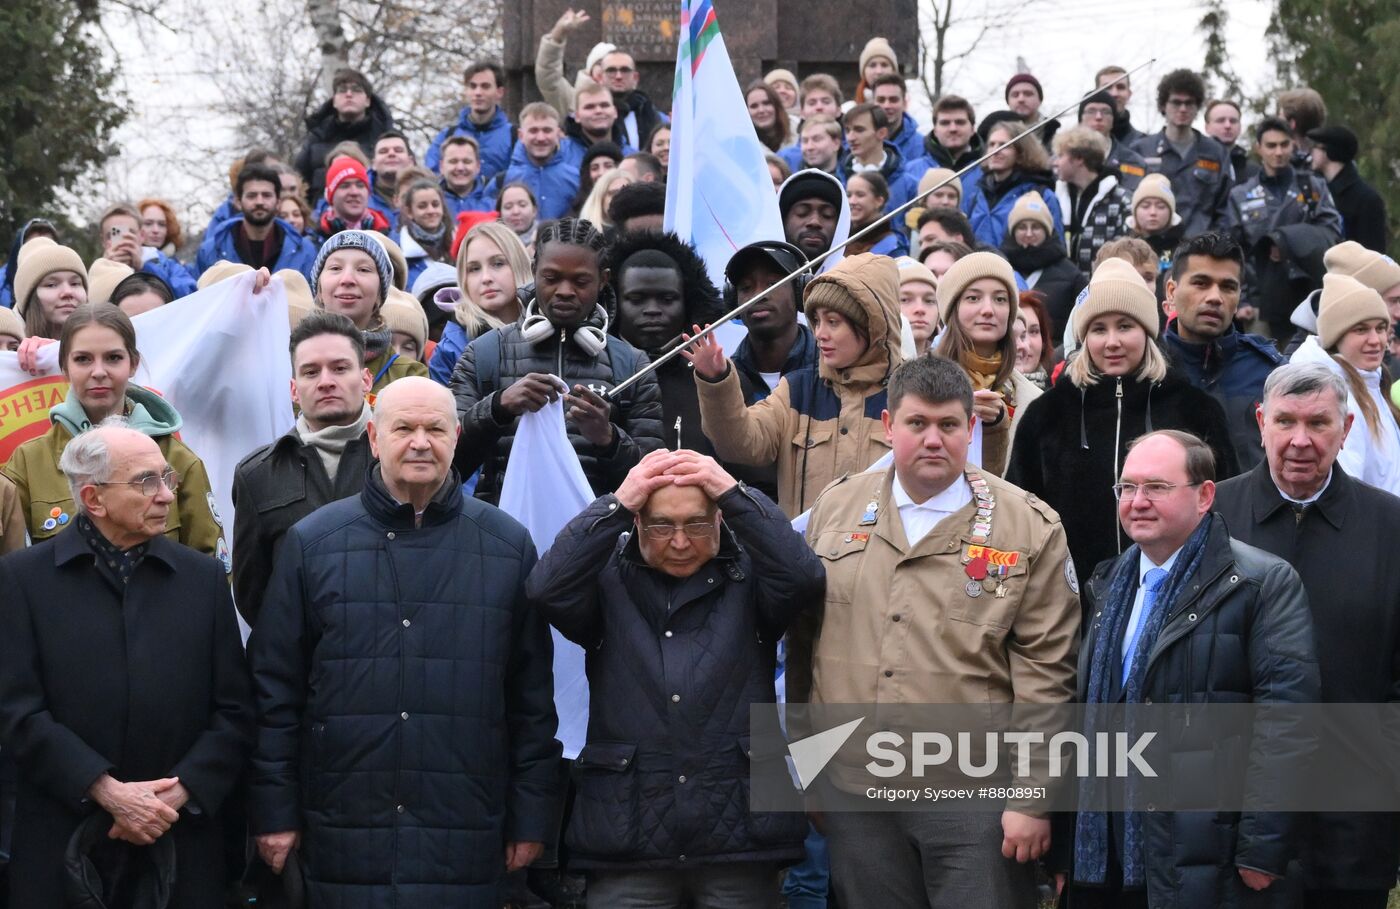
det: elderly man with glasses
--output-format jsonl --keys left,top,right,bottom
{"left": 0, "top": 421, "right": 253, "bottom": 907}
{"left": 526, "top": 448, "right": 823, "bottom": 907}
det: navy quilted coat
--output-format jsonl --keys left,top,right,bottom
{"left": 525, "top": 484, "right": 823, "bottom": 869}
{"left": 248, "top": 467, "right": 562, "bottom": 908}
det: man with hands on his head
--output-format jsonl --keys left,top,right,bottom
{"left": 526, "top": 449, "right": 822, "bottom": 907}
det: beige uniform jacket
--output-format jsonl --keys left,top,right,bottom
{"left": 790, "top": 466, "right": 1081, "bottom": 791}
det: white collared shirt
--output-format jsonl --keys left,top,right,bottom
{"left": 891, "top": 473, "right": 973, "bottom": 547}
{"left": 1275, "top": 468, "right": 1332, "bottom": 506}
{"left": 1121, "top": 547, "right": 1181, "bottom": 665}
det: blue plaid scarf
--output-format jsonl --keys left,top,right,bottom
{"left": 1073, "top": 515, "right": 1212, "bottom": 887}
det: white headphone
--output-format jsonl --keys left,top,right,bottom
{"left": 520, "top": 300, "right": 610, "bottom": 357}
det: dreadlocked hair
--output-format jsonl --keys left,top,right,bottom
{"left": 533, "top": 218, "right": 609, "bottom": 273}
{"left": 605, "top": 229, "right": 724, "bottom": 330}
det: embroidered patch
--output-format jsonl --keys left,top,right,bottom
{"left": 216, "top": 537, "right": 232, "bottom": 574}
{"left": 206, "top": 491, "right": 223, "bottom": 527}
{"left": 1119, "top": 163, "right": 1145, "bottom": 178}
{"left": 1194, "top": 158, "right": 1221, "bottom": 172}
{"left": 1064, "top": 554, "right": 1080, "bottom": 595}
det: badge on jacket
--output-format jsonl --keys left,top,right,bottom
{"left": 1064, "top": 555, "right": 1079, "bottom": 595}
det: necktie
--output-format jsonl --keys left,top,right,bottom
{"left": 1122, "top": 568, "right": 1169, "bottom": 684}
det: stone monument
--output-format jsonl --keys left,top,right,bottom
{"left": 503, "top": 0, "right": 919, "bottom": 117}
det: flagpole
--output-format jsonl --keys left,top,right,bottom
{"left": 607, "top": 60, "right": 1155, "bottom": 400}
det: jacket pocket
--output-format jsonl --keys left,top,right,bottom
{"left": 949, "top": 561, "right": 1028, "bottom": 628}
{"left": 812, "top": 530, "right": 869, "bottom": 604}
{"left": 566, "top": 742, "right": 641, "bottom": 858}
{"left": 791, "top": 423, "right": 834, "bottom": 455}
{"left": 737, "top": 735, "right": 807, "bottom": 848}
{"left": 28, "top": 497, "right": 75, "bottom": 540}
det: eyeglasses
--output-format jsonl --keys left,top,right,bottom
{"left": 604, "top": 66, "right": 635, "bottom": 76}
{"left": 97, "top": 468, "right": 180, "bottom": 497}
{"left": 639, "top": 521, "right": 715, "bottom": 540}
{"left": 1111, "top": 481, "right": 1199, "bottom": 501}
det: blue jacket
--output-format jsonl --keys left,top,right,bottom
{"left": 195, "top": 216, "right": 320, "bottom": 281}
{"left": 504, "top": 143, "right": 582, "bottom": 221}
{"left": 425, "top": 107, "right": 516, "bottom": 182}
{"left": 248, "top": 468, "right": 561, "bottom": 908}
{"left": 779, "top": 144, "right": 804, "bottom": 173}
{"left": 1161, "top": 322, "right": 1282, "bottom": 471}
{"left": 886, "top": 112, "right": 924, "bottom": 164}
{"left": 903, "top": 131, "right": 985, "bottom": 202}
{"left": 143, "top": 250, "right": 197, "bottom": 299}
{"left": 429, "top": 320, "right": 472, "bottom": 386}
{"left": 837, "top": 142, "right": 918, "bottom": 229}
{"left": 443, "top": 178, "right": 497, "bottom": 219}
{"left": 202, "top": 195, "right": 238, "bottom": 239}
{"left": 525, "top": 485, "right": 818, "bottom": 870}
{"left": 966, "top": 170, "right": 1064, "bottom": 248}
{"left": 863, "top": 230, "right": 908, "bottom": 258}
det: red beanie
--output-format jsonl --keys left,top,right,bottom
{"left": 1005, "top": 72, "right": 1043, "bottom": 102}
{"left": 450, "top": 210, "right": 501, "bottom": 260}
{"left": 325, "top": 156, "right": 370, "bottom": 203}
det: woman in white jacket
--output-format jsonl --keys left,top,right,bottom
{"left": 1291, "top": 272, "right": 1400, "bottom": 495}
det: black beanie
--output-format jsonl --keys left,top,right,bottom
{"left": 1079, "top": 89, "right": 1116, "bottom": 123}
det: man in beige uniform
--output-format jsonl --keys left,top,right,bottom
{"left": 790, "top": 354, "right": 1081, "bottom": 909}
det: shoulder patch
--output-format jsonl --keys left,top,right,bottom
{"left": 206, "top": 491, "right": 224, "bottom": 528}
{"left": 216, "top": 537, "right": 232, "bottom": 575}
{"left": 1064, "top": 554, "right": 1079, "bottom": 595}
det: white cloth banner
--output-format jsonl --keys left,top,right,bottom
{"left": 497, "top": 394, "right": 594, "bottom": 760}
{"left": 131, "top": 272, "right": 294, "bottom": 545}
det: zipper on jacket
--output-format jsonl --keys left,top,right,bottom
{"left": 557, "top": 327, "right": 566, "bottom": 380}
{"left": 1114, "top": 377, "right": 1124, "bottom": 555}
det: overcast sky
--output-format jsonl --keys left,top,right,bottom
{"left": 98, "top": 0, "right": 1277, "bottom": 231}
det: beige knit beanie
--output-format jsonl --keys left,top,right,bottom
{"left": 764, "top": 68, "right": 799, "bottom": 94}
{"left": 14, "top": 238, "right": 88, "bottom": 317}
{"left": 0, "top": 304, "right": 24, "bottom": 343}
{"left": 935, "top": 251, "right": 1019, "bottom": 325}
{"left": 895, "top": 256, "right": 938, "bottom": 291}
{"left": 86, "top": 258, "right": 135, "bottom": 305}
{"left": 1131, "top": 173, "right": 1177, "bottom": 223}
{"left": 383, "top": 287, "right": 428, "bottom": 357}
{"left": 1317, "top": 272, "right": 1389, "bottom": 350}
{"left": 1073, "top": 257, "right": 1160, "bottom": 342}
{"left": 918, "top": 168, "right": 962, "bottom": 206}
{"left": 859, "top": 37, "right": 898, "bottom": 74}
{"left": 1007, "top": 194, "right": 1054, "bottom": 235}
{"left": 1323, "top": 241, "right": 1400, "bottom": 296}
{"left": 275, "top": 269, "right": 316, "bottom": 328}
{"left": 197, "top": 260, "right": 253, "bottom": 290}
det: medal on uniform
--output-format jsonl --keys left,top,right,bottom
{"left": 964, "top": 579, "right": 983, "bottom": 598}
{"left": 860, "top": 498, "right": 879, "bottom": 525}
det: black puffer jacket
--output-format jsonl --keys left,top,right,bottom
{"left": 1058, "top": 514, "right": 1320, "bottom": 908}
{"left": 1005, "top": 367, "right": 1240, "bottom": 590}
{"left": 294, "top": 94, "right": 398, "bottom": 201}
{"left": 248, "top": 467, "right": 562, "bottom": 908}
{"left": 525, "top": 485, "right": 822, "bottom": 869}
{"left": 1003, "top": 237, "right": 1088, "bottom": 341}
{"left": 449, "top": 302, "right": 665, "bottom": 505}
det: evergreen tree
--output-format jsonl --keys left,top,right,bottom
{"left": 1266, "top": 0, "right": 1400, "bottom": 243}
{"left": 0, "top": 1, "right": 126, "bottom": 251}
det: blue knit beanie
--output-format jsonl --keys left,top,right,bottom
{"left": 311, "top": 230, "right": 392, "bottom": 305}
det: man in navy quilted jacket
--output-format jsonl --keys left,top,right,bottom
{"left": 527, "top": 448, "right": 825, "bottom": 907}
{"left": 248, "top": 377, "right": 562, "bottom": 908}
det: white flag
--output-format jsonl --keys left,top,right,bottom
{"left": 663, "top": 0, "right": 785, "bottom": 287}
{"left": 131, "top": 272, "right": 295, "bottom": 544}
{"left": 497, "top": 394, "right": 594, "bottom": 760}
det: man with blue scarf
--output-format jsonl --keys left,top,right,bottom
{"left": 1054, "top": 429, "right": 1319, "bottom": 907}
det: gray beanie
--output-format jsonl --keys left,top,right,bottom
{"left": 311, "top": 230, "right": 392, "bottom": 305}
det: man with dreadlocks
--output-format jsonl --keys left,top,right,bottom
{"left": 449, "top": 218, "right": 665, "bottom": 505}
